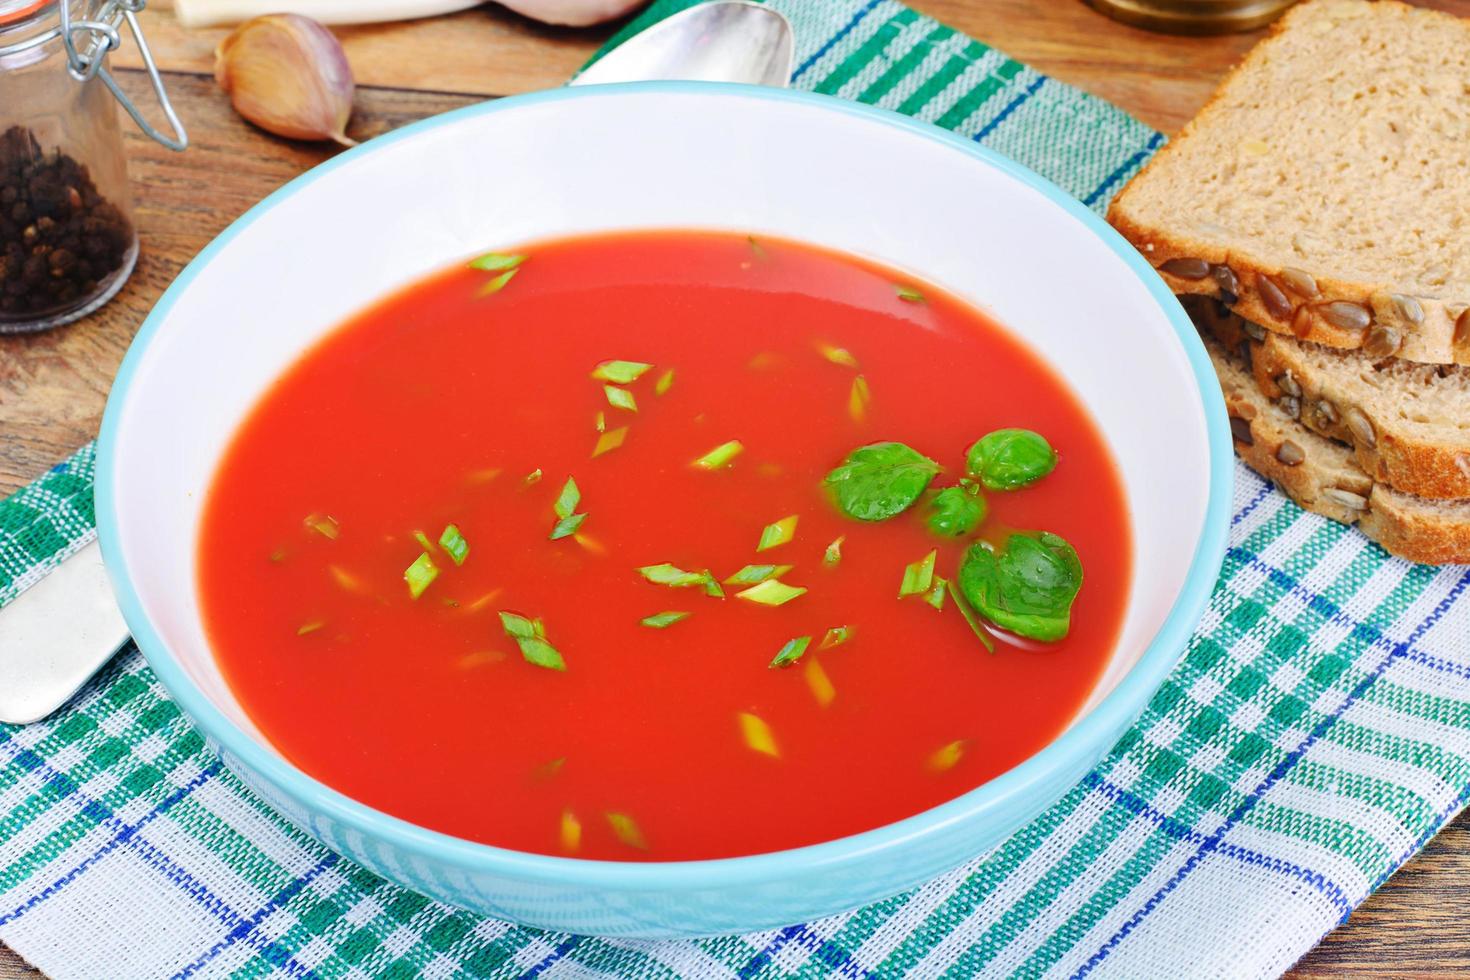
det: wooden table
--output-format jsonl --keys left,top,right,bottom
{"left": 3, "top": 0, "right": 1468, "bottom": 975}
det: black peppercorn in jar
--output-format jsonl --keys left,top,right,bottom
{"left": 0, "top": 0, "right": 185, "bottom": 333}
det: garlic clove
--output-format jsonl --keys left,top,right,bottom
{"left": 215, "top": 14, "right": 356, "bottom": 146}
{"left": 495, "top": 0, "right": 649, "bottom": 27}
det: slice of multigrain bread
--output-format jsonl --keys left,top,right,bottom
{"left": 1189, "top": 298, "right": 1470, "bottom": 500}
{"left": 1205, "top": 331, "right": 1470, "bottom": 564}
{"left": 1110, "top": 0, "right": 1470, "bottom": 366}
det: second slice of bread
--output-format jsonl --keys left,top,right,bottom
{"left": 1205, "top": 330, "right": 1470, "bottom": 565}
{"left": 1190, "top": 298, "right": 1470, "bottom": 500}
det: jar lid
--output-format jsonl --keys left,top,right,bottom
{"left": 0, "top": 0, "right": 53, "bottom": 27}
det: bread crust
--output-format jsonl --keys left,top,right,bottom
{"left": 1187, "top": 297, "right": 1470, "bottom": 500}
{"left": 1205, "top": 330, "right": 1470, "bottom": 565}
{"left": 1107, "top": 0, "right": 1470, "bottom": 367}
{"left": 1251, "top": 337, "right": 1470, "bottom": 500}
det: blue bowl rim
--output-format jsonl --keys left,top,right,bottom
{"left": 95, "top": 81, "right": 1232, "bottom": 892}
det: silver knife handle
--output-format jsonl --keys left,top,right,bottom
{"left": 0, "top": 538, "right": 131, "bottom": 724}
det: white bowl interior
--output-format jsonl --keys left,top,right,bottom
{"left": 110, "top": 87, "right": 1208, "bottom": 757}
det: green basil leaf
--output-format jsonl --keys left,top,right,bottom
{"left": 926, "top": 485, "right": 986, "bottom": 538}
{"left": 957, "top": 532, "right": 1082, "bottom": 642}
{"left": 824, "top": 442, "right": 939, "bottom": 522}
{"left": 965, "top": 429, "right": 1057, "bottom": 491}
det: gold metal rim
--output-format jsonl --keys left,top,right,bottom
{"left": 1084, "top": 0, "right": 1297, "bottom": 34}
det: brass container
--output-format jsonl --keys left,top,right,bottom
{"left": 1084, "top": 0, "right": 1298, "bottom": 34}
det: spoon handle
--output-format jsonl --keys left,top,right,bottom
{"left": 0, "top": 539, "right": 130, "bottom": 725}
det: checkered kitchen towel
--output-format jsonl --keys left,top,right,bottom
{"left": 4, "top": 2, "right": 1470, "bottom": 977}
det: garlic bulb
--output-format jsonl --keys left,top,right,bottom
{"left": 495, "top": 0, "right": 648, "bottom": 27}
{"left": 214, "top": 15, "right": 356, "bottom": 146}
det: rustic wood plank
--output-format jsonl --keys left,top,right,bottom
{"left": 113, "top": 4, "right": 605, "bottom": 98}
{"left": 113, "top": 0, "right": 1470, "bottom": 132}
{"left": 0, "top": 946, "right": 40, "bottom": 979}
{"left": 116, "top": 0, "right": 1262, "bottom": 131}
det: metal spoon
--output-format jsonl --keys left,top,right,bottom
{"left": 571, "top": 0, "right": 794, "bottom": 88}
{"left": 0, "top": 0, "right": 796, "bottom": 727}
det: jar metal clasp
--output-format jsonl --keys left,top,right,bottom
{"left": 59, "top": 0, "right": 188, "bottom": 150}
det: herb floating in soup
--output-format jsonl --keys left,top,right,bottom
{"left": 198, "top": 231, "right": 1131, "bottom": 861}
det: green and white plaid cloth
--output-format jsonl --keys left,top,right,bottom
{"left": 4, "top": 2, "right": 1469, "bottom": 977}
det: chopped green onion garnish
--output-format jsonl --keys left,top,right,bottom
{"left": 477, "top": 269, "right": 518, "bottom": 296}
{"left": 549, "top": 513, "right": 586, "bottom": 540}
{"left": 404, "top": 553, "right": 438, "bottom": 599}
{"left": 414, "top": 530, "right": 435, "bottom": 553}
{"left": 899, "top": 549, "right": 937, "bottom": 597}
{"left": 692, "top": 440, "right": 744, "bottom": 470}
{"left": 655, "top": 368, "right": 674, "bottom": 396}
{"left": 560, "top": 809, "right": 581, "bottom": 852}
{"left": 723, "top": 564, "right": 793, "bottom": 586}
{"left": 747, "top": 235, "right": 768, "bottom": 261}
{"left": 468, "top": 252, "right": 526, "bottom": 272}
{"left": 524, "top": 468, "right": 543, "bottom": 486}
{"left": 604, "top": 385, "right": 638, "bottom": 413}
{"left": 591, "top": 360, "right": 653, "bottom": 384}
{"left": 304, "top": 513, "right": 339, "bottom": 539}
{"left": 738, "top": 711, "right": 779, "bottom": 758}
{"left": 817, "top": 342, "right": 859, "bottom": 369}
{"left": 756, "top": 515, "right": 798, "bottom": 552}
{"left": 499, "top": 611, "right": 564, "bottom": 670}
{"left": 947, "top": 579, "right": 996, "bottom": 653}
{"left": 927, "top": 739, "right": 968, "bottom": 772}
{"left": 824, "top": 536, "right": 845, "bottom": 566}
{"left": 499, "top": 611, "right": 541, "bottom": 640}
{"left": 849, "top": 375, "right": 871, "bottom": 423}
{"left": 554, "top": 477, "right": 581, "bottom": 520}
{"left": 637, "top": 563, "right": 721, "bottom": 596}
{"left": 925, "top": 576, "right": 947, "bottom": 610}
{"left": 593, "top": 426, "right": 628, "bottom": 457}
{"left": 466, "top": 467, "right": 502, "bottom": 485}
{"left": 638, "top": 563, "right": 706, "bottom": 587}
{"left": 769, "top": 635, "right": 812, "bottom": 668}
{"left": 736, "top": 579, "right": 807, "bottom": 606}
{"left": 820, "top": 626, "right": 852, "bottom": 649}
{"left": 439, "top": 525, "right": 468, "bottom": 565}
{"left": 518, "top": 636, "right": 565, "bottom": 670}
{"left": 606, "top": 812, "right": 648, "bottom": 849}
{"left": 641, "top": 610, "right": 690, "bottom": 629}
{"left": 269, "top": 549, "right": 286, "bottom": 563}
{"left": 805, "top": 659, "right": 836, "bottom": 708}
{"left": 895, "top": 283, "right": 926, "bottom": 303}
{"left": 595, "top": 411, "right": 606, "bottom": 433}
{"left": 296, "top": 620, "right": 325, "bottom": 636}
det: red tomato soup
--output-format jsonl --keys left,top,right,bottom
{"left": 198, "top": 230, "right": 1131, "bottom": 861}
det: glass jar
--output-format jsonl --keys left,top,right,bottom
{"left": 0, "top": 0, "right": 184, "bottom": 333}
{"left": 1084, "top": 0, "right": 1298, "bottom": 34}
